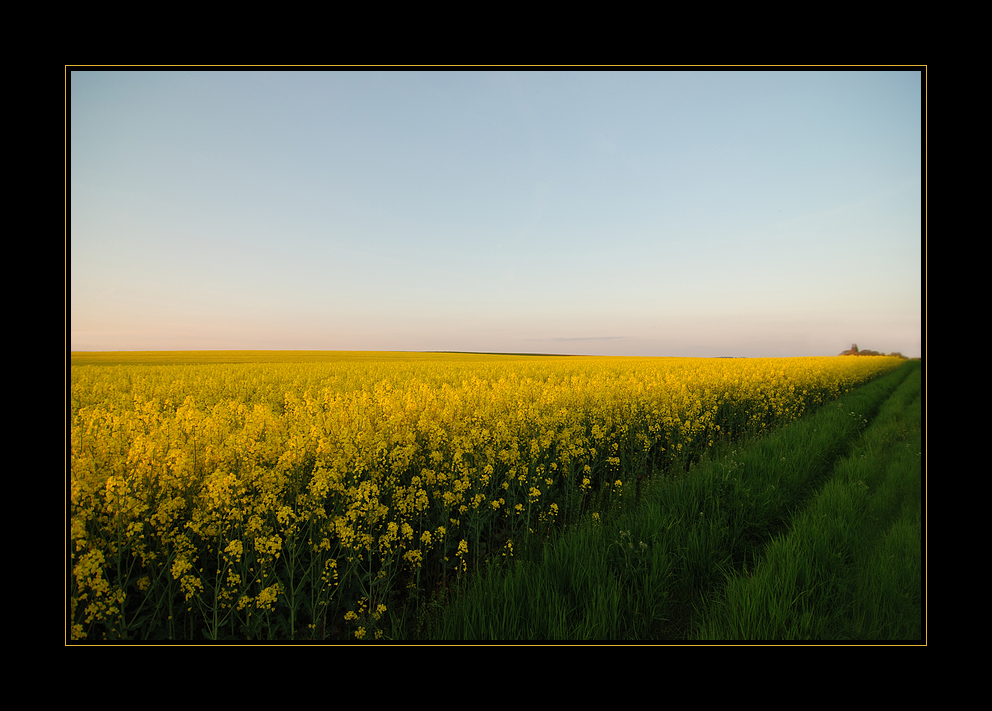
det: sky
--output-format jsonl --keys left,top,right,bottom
{"left": 68, "top": 70, "right": 923, "bottom": 358}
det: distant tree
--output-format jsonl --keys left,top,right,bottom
{"left": 839, "top": 344, "right": 906, "bottom": 358}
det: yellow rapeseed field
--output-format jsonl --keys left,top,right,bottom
{"left": 68, "top": 352, "right": 903, "bottom": 640}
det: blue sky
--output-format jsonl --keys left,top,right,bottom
{"left": 69, "top": 70, "right": 923, "bottom": 357}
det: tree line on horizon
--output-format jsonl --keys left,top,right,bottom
{"left": 839, "top": 344, "right": 908, "bottom": 359}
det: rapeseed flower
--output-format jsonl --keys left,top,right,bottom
{"left": 69, "top": 352, "right": 902, "bottom": 640}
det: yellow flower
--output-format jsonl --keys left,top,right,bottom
{"left": 224, "top": 539, "right": 243, "bottom": 562}
{"left": 171, "top": 557, "right": 192, "bottom": 580}
{"left": 68, "top": 350, "right": 904, "bottom": 640}
{"left": 253, "top": 583, "right": 282, "bottom": 610}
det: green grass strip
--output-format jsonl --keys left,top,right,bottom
{"left": 694, "top": 363, "right": 922, "bottom": 641}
